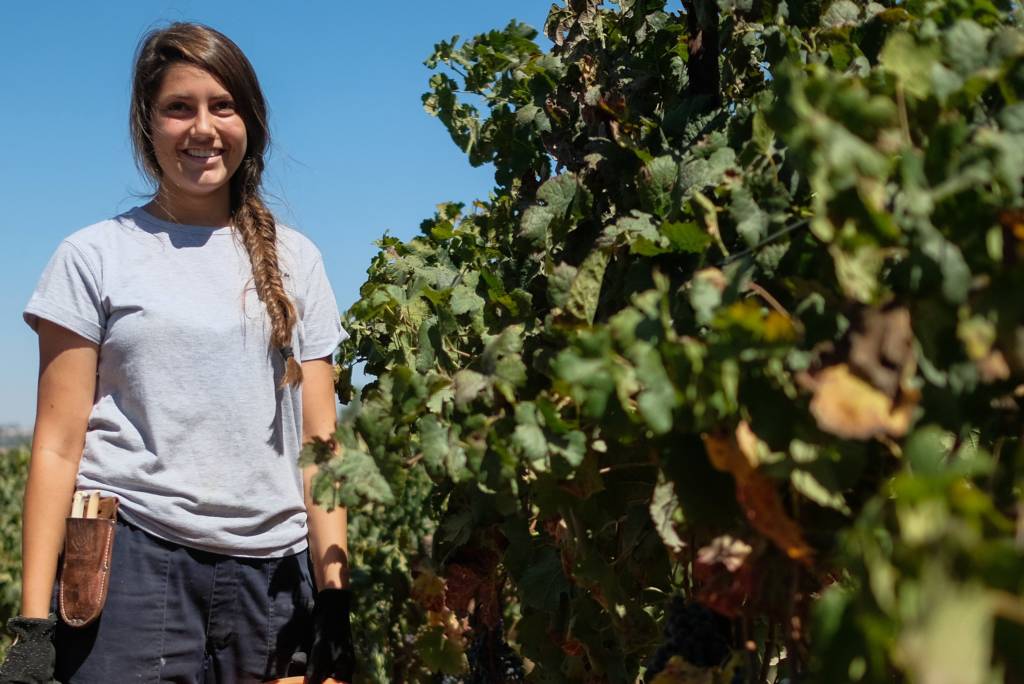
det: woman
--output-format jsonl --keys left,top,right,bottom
{"left": 1, "top": 22, "right": 355, "bottom": 683}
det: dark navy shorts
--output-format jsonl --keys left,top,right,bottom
{"left": 51, "top": 517, "right": 315, "bottom": 683}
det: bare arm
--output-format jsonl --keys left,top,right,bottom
{"left": 20, "top": 320, "right": 98, "bottom": 618}
{"left": 300, "top": 356, "right": 349, "bottom": 591}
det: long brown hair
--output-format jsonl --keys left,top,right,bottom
{"left": 129, "top": 22, "right": 302, "bottom": 389}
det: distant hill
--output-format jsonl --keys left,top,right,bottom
{"left": 0, "top": 424, "right": 32, "bottom": 451}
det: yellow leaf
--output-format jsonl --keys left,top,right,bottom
{"left": 763, "top": 311, "right": 797, "bottom": 342}
{"left": 808, "top": 364, "right": 914, "bottom": 440}
{"left": 702, "top": 432, "right": 754, "bottom": 480}
{"left": 957, "top": 315, "right": 996, "bottom": 361}
{"left": 734, "top": 421, "right": 763, "bottom": 470}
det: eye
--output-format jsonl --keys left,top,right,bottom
{"left": 215, "top": 101, "right": 236, "bottom": 112}
{"left": 164, "top": 101, "right": 190, "bottom": 113}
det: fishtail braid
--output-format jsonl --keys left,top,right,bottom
{"left": 232, "top": 156, "right": 303, "bottom": 389}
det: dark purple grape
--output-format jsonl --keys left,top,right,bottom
{"left": 448, "top": 620, "right": 525, "bottom": 684}
{"left": 646, "top": 596, "right": 733, "bottom": 679}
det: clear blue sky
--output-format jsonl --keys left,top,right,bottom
{"left": 0, "top": 2, "right": 554, "bottom": 428}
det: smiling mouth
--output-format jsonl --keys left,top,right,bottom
{"left": 181, "top": 148, "right": 224, "bottom": 159}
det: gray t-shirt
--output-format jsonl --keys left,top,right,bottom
{"left": 23, "top": 206, "right": 348, "bottom": 557}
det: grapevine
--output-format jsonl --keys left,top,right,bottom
{"left": 309, "top": 1, "right": 1024, "bottom": 681}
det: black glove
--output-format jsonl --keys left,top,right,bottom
{"left": 305, "top": 588, "right": 355, "bottom": 684}
{"left": 0, "top": 614, "right": 57, "bottom": 684}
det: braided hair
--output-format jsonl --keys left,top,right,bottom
{"left": 129, "top": 22, "right": 302, "bottom": 389}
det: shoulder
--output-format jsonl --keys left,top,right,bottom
{"left": 64, "top": 212, "right": 133, "bottom": 243}
{"left": 57, "top": 211, "right": 139, "bottom": 268}
{"left": 276, "top": 222, "right": 326, "bottom": 274}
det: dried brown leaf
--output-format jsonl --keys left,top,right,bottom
{"left": 849, "top": 306, "right": 915, "bottom": 399}
{"left": 809, "top": 364, "right": 915, "bottom": 440}
{"left": 702, "top": 431, "right": 814, "bottom": 563}
{"left": 737, "top": 474, "right": 815, "bottom": 563}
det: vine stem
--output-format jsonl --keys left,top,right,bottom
{"left": 785, "top": 567, "right": 803, "bottom": 679}
{"left": 746, "top": 281, "right": 796, "bottom": 326}
{"left": 896, "top": 82, "right": 913, "bottom": 146}
{"left": 758, "top": 619, "right": 776, "bottom": 684}
{"left": 717, "top": 218, "right": 810, "bottom": 267}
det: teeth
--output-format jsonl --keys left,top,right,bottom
{"left": 184, "top": 149, "right": 221, "bottom": 158}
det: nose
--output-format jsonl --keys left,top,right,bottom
{"left": 191, "top": 105, "right": 215, "bottom": 137}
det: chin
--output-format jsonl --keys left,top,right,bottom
{"left": 164, "top": 182, "right": 229, "bottom": 202}
{"left": 175, "top": 174, "right": 231, "bottom": 192}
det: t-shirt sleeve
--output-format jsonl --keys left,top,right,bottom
{"left": 300, "top": 253, "right": 348, "bottom": 361}
{"left": 23, "top": 240, "right": 106, "bottom": 345}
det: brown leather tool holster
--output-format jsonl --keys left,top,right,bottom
{"left": 58, "top": 494, "right": 119, "bottom": 627}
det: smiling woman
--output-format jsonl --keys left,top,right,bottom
{"left": 146, "top": 63, "right": 249, "bottom": 223}
{"left": 3, "top": 22, "right": 355, "bottom": 684}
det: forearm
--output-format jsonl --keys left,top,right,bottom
{"left": 299, "top": 358, "right": 350, "bottom": 592}
{"left": 303, "top": 462, "right": 349, "bottom": 591}
{"left": 21, "top": 448, "right": 80, "bottom": 618}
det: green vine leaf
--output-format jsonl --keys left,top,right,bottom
{"left": 325, "top": 1, "right": 1024, "bottom": 679}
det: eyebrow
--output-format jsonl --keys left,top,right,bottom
{"left": 162, "top": 93, "right": 234, "bottom": 100}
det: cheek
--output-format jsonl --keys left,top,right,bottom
{"left": 150, "top": 125, "right": 181, "bottom": 156}
{"left": 149, "top": 133, "right": 179, "bottom": 173}
{"left": 231, "top": 124, "right": 248, "bottom": 157}
{"left": 228, "top": 127, "right": 249, "bottom": 169}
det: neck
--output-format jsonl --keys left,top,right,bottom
{"left": 147, "top": 185, "right": 232, "bottom": 227}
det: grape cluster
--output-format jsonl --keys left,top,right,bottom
{"left": 646, "top": 596, "right": 732, "bottom": 678}
{"left": 464, "top": 624, "right": 526, "bottom": 684}
{"left": 434, "top": 622, "right": 525, "bottom": 684}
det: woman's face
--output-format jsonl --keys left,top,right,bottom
{"left": 149, "top": 63, "right": 248, "bottom": 201}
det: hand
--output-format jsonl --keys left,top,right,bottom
{"left": 304, "top": 588, "right": 355, "bottom": 684}
{"left": 0, "top": 614, "right": 57, "bottom": 684}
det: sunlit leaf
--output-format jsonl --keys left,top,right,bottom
{"left": 806, "top": 364, "right": 916, "bottom": 440}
